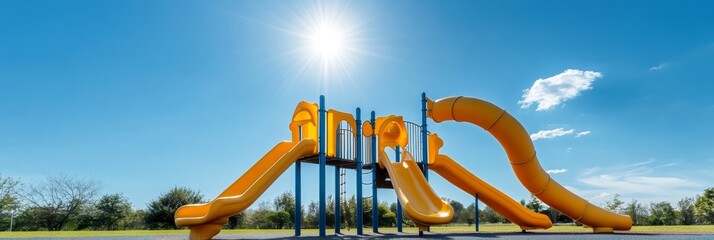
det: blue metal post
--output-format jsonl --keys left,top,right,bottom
{"left": 335, "top": 165, "right": 341, "bottom": 233}
{"left": 396, "top": 146, "right": 403, "bottom": 232}
{"left": 475, "top": 194, "right": 480, "bottom": 232}
{"left": 371, "top": 111, "right": 378, "bottom": 233}
{"left": 355, "top": 108, "right": 363, "bottom": 235}
{"left": 334, "top": 128, "right": 345, "bottom": 234}
{"left": 295, "top": 126, "right": 302, "bottom": 236}
{"left": 319, "top": 95, "right": 326, "bottom": 237}
{"left": 335, "top": 129, "right": 341, "bottom": 233}
{"left": 421, "top": 92, "right": 430, "bottom": 233}
{"left": 295, "top": 162, "right": 301, "bottom": 236}
{"left": 421, "top": 92, "right": 429, "bottom": 180}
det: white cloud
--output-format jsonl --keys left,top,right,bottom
{"left": 575, "top": 131, "right": 591, "bottom": 138}
{"left": 594, "top": 192, "right": 611, "bottom": 199}
{"left": 546, "top": 169, "right": 568, "bottom": 174}
{"left": 576, "top": 159, "right": 702, "bottom": 204}
{"left": 649, "top": 63, "right": 667, "bottom": 71}
{"left": 519, "top": 69, "right": 602, "bottom": 111}
{"left": 530, "top": 128, "right": 574, "bottom": 141}
{"left": 579, "top": 174, "right": 697, "bottom": 195}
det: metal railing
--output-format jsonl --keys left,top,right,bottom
{"left": 335, "top": 121, "right": 423, "bottom": 164}
{"left": 362, "top": 135, "right": 372, "bottom": 166}
{"left": 404, "top": 121, "right": 424, "bottom": 163}
{"left": 333, "top": 120, "right": 354, "bottom": 161}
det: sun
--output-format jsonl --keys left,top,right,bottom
{"left": 272, "top": 1, "right": 382, "bottom": 93}
{"left": 310, "top": 23, "right": 346, "bottom": 62}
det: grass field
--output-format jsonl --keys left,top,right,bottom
{"left": 1, "top": 225, "right": 713, "bottom": 238}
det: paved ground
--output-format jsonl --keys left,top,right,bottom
{"left": 8, "top": 231, "right": 714, "bottom": 240}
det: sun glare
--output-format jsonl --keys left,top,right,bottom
{"left": 310, "top": 23, "right": 345, "bottom": 61}
{"left": 270, "top": 2, "right": 382, "bottom": 93}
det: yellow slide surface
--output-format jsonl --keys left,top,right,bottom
{"left": 372, "top": 116, "right": 454, "bottom": 231}
{"left": 174, "top": 139, "right": 317, "bottom": 240}
{"left": 428, "top": 96, "right": 632, "bottom": 233}
{"left": 427, "top": 134, "right": 552, "bottom": 230}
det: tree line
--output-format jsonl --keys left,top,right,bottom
{"left": 1, "top": 173, "right": 713, "bottom": 231}
{"left": 478, "top": 191, "right": 714, "bottom": 226}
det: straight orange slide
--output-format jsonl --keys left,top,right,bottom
{"left": 427, "top": 133, "right": 552, "bottom": 230}
{"left": 427, "top": 96, "right": 632, "bottom": 233}
{"left": 174, "top": 139, "right": 317, "bottom": 240}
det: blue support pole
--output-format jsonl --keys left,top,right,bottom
{"left": 335, "top": 165, "right": 341, "bottom": 233}
{"left": 295, "top": 162, "right": 301, "bottom": 236}
{"left": 421, "top": 92, "right": 430, "bottom": 233}
{"left": 335, "top": 129, "right": 341, "bottom": 234}
{"left": 295, "top": 126, "right": 302, "bottom": 236}
{"left": 475, "top": 194, "right": 480, "bottom": 232}
{"left": 355, "top": 108, "right": 363, "bottom": 235}
{"left": 396, "top": 146, "right": 403, "bottom": 232}
{"left": 421, "top": 92, "right": 429, "bottom": 180}
{"left": 319, "top": 95, "right": 327, "bottom": 237}
{"left": 371, "top": 111, "right": 378, "bottom": 233}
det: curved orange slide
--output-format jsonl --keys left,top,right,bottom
{"left": 427, "top": 133, "right": 552, "bottom": 230}
{"left": 174, "top": 139, "right": 317, "bottom": 240}
{"left": 427, "top": 96, "right": 632, "bottom": 233}
{"left": 371, "top": 115, "right": 454, "bottom": 231}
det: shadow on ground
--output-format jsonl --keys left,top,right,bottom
{"left": 214, "top": 231, "right": 714, "bottom": 240}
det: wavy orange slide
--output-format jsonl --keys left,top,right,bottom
{"left": 427, "top": 96, "right": 632, "bottom": 233}
{"left": 372, "top": 115, "right": 454, "bottom": 231}
{"left": 174, "top": 139, "right": 317, "bottom": 240}
{"left": 427, "top": 133, "right": 552, "bottom": 230}
{"left": 379, "top": 150, "right": 454, "bottom": 230}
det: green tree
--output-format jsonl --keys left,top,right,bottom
{"left": 695, "top": 188, "right": 714, "bottom": 224}
{"left": 462, "top": 203, "right": 476, "bottom": 226}
{"left": 377, "top": 202, "right": 395, "bottom": 227}
{"left": 305, "top": 201, "right": 319, "bottom": 228}
{"left": 325, "top": 195, "right": 335, "bottom": 227}
{"left": 268, "top": 211, "right": 291, "bottom": 229}
{"left": 11, "top": 207, "right": 44, "bottom": 231}
{"left": 227, "top": 212, "right": 246, "bottom": 229}
{"left": 526, "top": 195, "right": 544, "bottom": 213}
{"left": 479, "top": 206, "right": 506, "bottom": 223}
{"left": 144, "top": 187, "right": 204, "bottom": 230}
{"left": 94, "top": 193, "right": 132, "bottom": 230}
{"left": 344, "top": 195, "right": 357, "bottom": 228}
{"left": 388, "top": 201, "right": 414, "bottom": 227}
{"left": 542, "top": 207, "right": 568, "bottom": 223}
{"left": 361, "top": 197, "right": 372, "bottom": 227}
{"left": 124, "top": 209, "right": 147, "bottom": 230}
{"left": 623, "top": 199, "right": 648, "bottom": 225}
{"left": 678, "top": 197, "right": 695, "bottom": 225}
{"left": 648, "top": 201, "right": 676, "bottom": 225}
{"left": 273, "top": 191, "right": 295, "bottom": 228}
{"left": 0, "top": 174, "right": 19, "bottom": 231}
{"left": 605, "top": 194, "right": 625, "bottom": 213}
{"left": 247, "top": 201, "right": 274, "bottom": 229}
{"left": 0, "top": 174, "right": 19, "bottom": 212}
{"left": 446, "top": 198, "right": 464, "bottom": 223}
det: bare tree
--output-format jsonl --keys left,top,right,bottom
{"left": 20, "top": 175, "right": 99, "bottom": 231}
{"left": 0, "top": 174, "right": 19, "bottom": 212}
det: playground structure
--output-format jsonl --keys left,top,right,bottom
{"left": 174, "top": 94, "right": 633, "bottom": 240}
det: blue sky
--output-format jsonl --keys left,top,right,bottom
{"left": 2, "top": 0, "right": 713, "bottom": 211}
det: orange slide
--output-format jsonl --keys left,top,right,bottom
{"left": 370, "top": 115, "right": 454, "bottom": 231}
{"left": 427, "top": 133, "right": 553, "bottom": 230}
{"left": 427, "top": 96, "right": 632, "bottom": 233}
{"left": 174, "top": 139, "right": 317, "bottom": 239}
{"left": 175, "top": 101, "right": 321, "bottom": 240}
